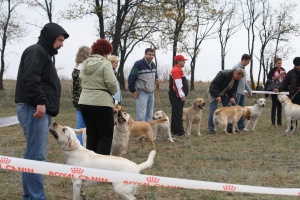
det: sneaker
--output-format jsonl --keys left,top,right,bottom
{"left": 241, "top": 128, "right": 249, "bottom": 132}
{"left": 209, "top": 130, "right": 215, "bottom": 134}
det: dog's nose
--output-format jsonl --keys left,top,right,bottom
{"left": 117, "top": 110, "right": 122, "bottom": 118}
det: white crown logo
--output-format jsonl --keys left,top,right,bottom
{"left": 146, "top": 176, "right": 160, "bottom": 183}
{"left": 0, "top": 157, "right": 11, "bottom": 164}
{"left": 223, "top": 184, "right": 236, "bottom": 191}
{"left": 71, "top": 167, "right": 84, "bottom": 174}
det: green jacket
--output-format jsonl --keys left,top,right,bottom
{"left": 79, "top": 54, "right": 117, "bottom": 108}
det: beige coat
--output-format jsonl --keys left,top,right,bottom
{"left": 79, "top": 54, "right": 117, "bottom": 107}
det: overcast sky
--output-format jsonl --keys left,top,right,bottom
{"left": 4, "top": 0, "right": 300, "bottom": 82}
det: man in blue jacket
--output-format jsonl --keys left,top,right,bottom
{"left": 128, "top": 48, "right": 159, "bottom": 121}
{"left": 15, "top": 23, "right": 69, "bottom": 200}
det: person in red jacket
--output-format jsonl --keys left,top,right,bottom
{"left": 168, "top": 55, "right": 189, "bottom": 136}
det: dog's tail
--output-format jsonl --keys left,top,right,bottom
{"left": 148, "top": 118, "right": 167, "bottom": 125}
{"left": 137, "top": 150, "right": 156, "bottom": 172}
{"left": 214, "top": 109, "right": 222, "bottom": 116}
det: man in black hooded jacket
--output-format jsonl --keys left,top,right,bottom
{"left": 15, "top": 23, "right": 69, "bottom": 200}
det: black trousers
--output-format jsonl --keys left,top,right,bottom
{"left": 80, "top": 105, "right": 114, "bottom": 155}
{"left": 271, "top": 94, "right": 282, "bottom": 125}
{"left": 169, "top": 94, "right": 185, "bottom": 135}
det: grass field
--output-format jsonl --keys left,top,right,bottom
{"left": 0, "top": 80, "right": 300, "bottom": 200}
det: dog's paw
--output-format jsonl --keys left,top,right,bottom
{"left": 285, "top": 129, "right": 290, "bottom": 133}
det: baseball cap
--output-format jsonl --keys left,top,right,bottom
{"left": 174, "top": 55, "right": 188, "bottom": 61}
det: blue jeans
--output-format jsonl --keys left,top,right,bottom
{"left": 136, "top": 89, "right": 154, "bottom": 122}
{"left": 76, "top": 109, "right": 85, "bottom": 145}
{"left": 208, "top": 96, "right": 231, "bottom": 131}
{"left": 235, "top": 94, "right": 245, "bottom": 129}
{"left": 17, "top": 103, "right": 50, "bottom": 200}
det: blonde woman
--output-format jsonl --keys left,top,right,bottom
{"left": 107, "top": 55, "right": 123, "bottom": 104}
{"left": 72, "top": 46, "right": 91, "bottom": 145}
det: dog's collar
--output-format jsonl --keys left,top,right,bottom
{"left": 281, "top": 102, "right": 287, "bottom": 106}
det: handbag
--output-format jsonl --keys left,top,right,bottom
{"left": 266, "top": 80, "right": 279, "bottom": 91}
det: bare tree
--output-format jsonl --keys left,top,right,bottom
{"left": 239, "top": 0, "right": 263, "bottom": 89}
{"left": 182, "top": 0, "right": 219, "bottom": 90}
{"left": 272, "top": 2, "right": 300, "bottom": 60}
{"left": 105, "top": 0, "right": 159, "bottom": 89}
{"left": 27, "top": 0, "right": 53, "bottom": 22}
{"left": 0, "top": 0, "right": 26, "bottom": 90}
{"left": 156, "top": 0, "right": 190, "bottom": 66}
{"left": 217, "top": 0, "right": 241, "bottom": 70}
{"left": 256, "top": 1, "right": 300, "bottom": 88}
{"left": 60, "top": 0, "right": 105, "bottom": 38}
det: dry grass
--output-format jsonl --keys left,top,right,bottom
{"left": 0, "top": 80, "right": 300, "bottom": 200}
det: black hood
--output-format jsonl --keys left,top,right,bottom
{"left": 37, "top": 23, "right": 69, "bottom": 56}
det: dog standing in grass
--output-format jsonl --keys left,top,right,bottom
{"left": 245, "top": 98, "right": 266, "bottom": 131}
{"left": 152, "top": 110, "right": 174, "bottom": 142}
{"left": 213, "top": 106, "right": 252, "bottom": 134}
{"left": 278, "top": 94, "right": 300, "bottom": 132}
{"left": 182, "top": 98, "right": 205, "bottom": 136}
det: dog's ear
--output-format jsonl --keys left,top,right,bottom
{"left": 128, "top": 117, "right": 134, "bottom": 124}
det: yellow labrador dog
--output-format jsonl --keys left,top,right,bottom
{"left": 278, "top": 94, "right": 300, "bottom": 132}
{"left": 213, "top": 106, "right": 251, "bottom": 134}
{"left": 111, "top": 110, "right": 132, "bottom": 156}
{"left": 50, "top": 122, "right": 156, "bottom": 200}
{"left": 182, "top": 97, "right": 205, "bottom": 136}
{"left": 152, "top": 110, "right": 174, "bottom": 142}
{"left": 128, "top": 117, "right": 167, "bottom": 151}
{"left": 245, "top": 98, "right": 266, "bottom": 131}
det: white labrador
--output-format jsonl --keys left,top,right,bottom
{"left": 50, "top": 122, "right": 156, "bottom": 200}
{"left": 152, "top": 110, "right": 174, "bottom": 142}
{"left": 245, "top": 98, "right": 266, "bottom": 131}
{"left": 278, "top": 94, "right": 300, "bottom": 132}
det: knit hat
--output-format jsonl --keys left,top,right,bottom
{"left": 293, "top": 57, "right": 300, "bottom": 66}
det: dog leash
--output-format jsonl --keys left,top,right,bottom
{"left": 289, "top": 89, "right": 300, "bottom": 101}
{"left": 156, "top": 83, "right": 161, "bottom": 107}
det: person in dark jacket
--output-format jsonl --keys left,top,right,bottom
{"left": 274, "top": 57, "right": 300, "bottom": 104}
{"left": 15, "top": 23, "right": 69, "bottom": 200}
{"left": 169, "top": 54, "right": 189, "bottom": 136}
{"left": 267, "top": 58, "right": 286, "bottom": 126}
{"left": 274, "top": 57, "right": 300, "bottom": 129}
{"left": 208, "top": 68, "right": 244, "bottom": 133}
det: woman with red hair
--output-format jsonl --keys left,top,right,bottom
{"left": 79, "top": 39, "right": 117, "bottom": 155}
